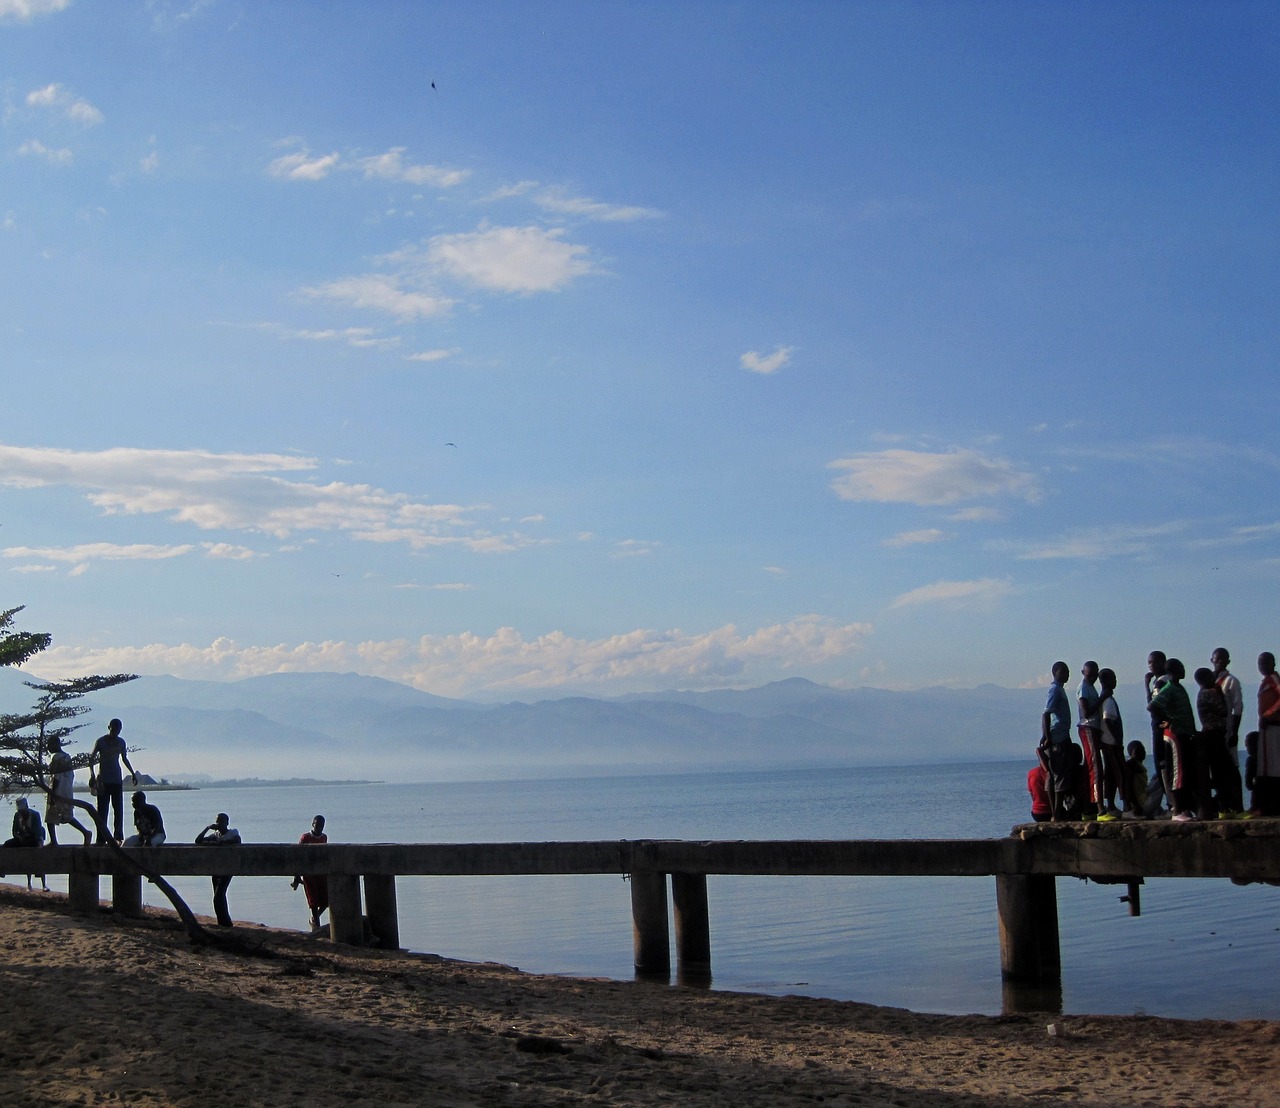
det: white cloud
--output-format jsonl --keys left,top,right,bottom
{"left": 890, "top": 577, "right": 1014, "bottom": 609}
{"left": 829, "top": 448, "right": 1040, "bottom": 506}
{"left": 25, "top": 83, "right": 103, "bottom": 125}
{"left": 740, "top": 345, "right": 794, "bottom": 375}
{"left": 351, "top": 147, "right": 469, "bottom": 188}
{"left": 405, "top": 348, "right": 458, "bottom": 363}
{"left": 883, "top": 529, "right": 946, "bottom": 547}
{"left": 1, "top": 542, "right": 195, "bottom": 574}
{"left": 0, "top": 0, "right": 71, "bottom": 19}
{"left": 426, "top": 225, "right": 594, "bottom": 293}
{"left": 202, "top": 542, "right": 261, "bottom": 560}
{"left": 947, "top": 506, "right": 1004, "bottom": 523}
{"left": 1004, "top": 522, "right": 1185, "bottom": 561}
{"left": 267, "top": 150, "right": 341, "bottom": 181}
{"left": 532, "top": 189, "right": 663, "bottom": 222}
{"left": 17, "top": 139, "right": 72, "bottom": 165}
{"left": 301, "top": 275, "right": 454, "bottom": 321}
{"left": 26, "top": 616, "right": 874, "bottom": 697}
{"left": 0, "top": 444, "right": 536, "bottom": 553}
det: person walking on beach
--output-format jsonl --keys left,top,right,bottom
{"left": 44, "top": 736, "right": 92, "bottom": 846}
{"left": 88, "top": 718, "right": 137, "bottom": 844}
{"left": 1042, "top": 662, "right": 1074, "bottom": 820}
{"left": 124, "top": 791, "right": 166, "bottom": 847}
{"left": 1148, "top": 658, "right": 1199, "bottom": 821}
{"left": 291, "top": 814, "right": 329, "bottom": 932}
{"left": 196, "top": 812, "right": 241, "bottom": 927}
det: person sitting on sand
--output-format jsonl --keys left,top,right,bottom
{"left": 196, "top": 812, "right": 241, "bottom": 927}
{"left": 45, "top": 736, "right": 92, "bottom": 846}
{"left": 2, "top": 797, "right": 49, "bottom": 890}
{"left": 291, "top": 814, "right": 330, "bottom": 931}
{"left": 124, "top": 791, "right": 166, "bottom": 847}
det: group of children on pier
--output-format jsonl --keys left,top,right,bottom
{"left": 1029, "top": 648, "right": 1280, "bottom": 823}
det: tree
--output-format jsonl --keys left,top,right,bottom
{"left": 1, "top": 606, "right": 212, "bottom": 943}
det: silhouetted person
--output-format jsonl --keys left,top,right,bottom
{"left": 196, "top": 812, "right": 241, "bottom": 927}
{"left": 2, "top": 797, "right": 48, "bottom": 889}
{"left": 1144, "top": 652, "right": 1170, "bottom": 815}
{"left": 124, "top": 791, "right": 166, "bottom": 847}
{"left": 1042, "top": 662, "right": 1074, "bottom": 819}
{"left": 1148, "top": 658, "right": 1199, "bottom": 821}
{"left": 89, "top": 718, "right": 137, "bottom": 843}
{"left": 1253, "top": 653, "right": 1280, "bottom": 816}
{"left": 291, "top": 814, "right": 329, "bottom": 931}
{"left": 45, "top": 736, "right": 92, "bottom": 845}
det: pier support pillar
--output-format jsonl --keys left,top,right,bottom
{"left": 997, "top": 873, "right": 1060, "bottom": 982}
{"left": 671, "top": 872, "right": 711, "bottom": 983}
{"left": 67, "top": 872, "right": 99, "bottom": 913}
{"left": 630, "top": 870, "right": 670, "bottom": 975}
{"left": 328, "top": 873, "right": 364, "bottom": 947}
{"left": 112, "top": 873, "right": 144, "bottom": 918}
{"left": 363, "top": 874, "right": 400, "bottom": 951}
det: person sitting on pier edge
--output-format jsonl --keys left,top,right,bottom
{"left": 1042, "top": 662, "right": 1075, "bottom": 820}
{"left": 124, "top": 791, "right": 166, "bottom": 847}
{"left": 1148, "top": 658, "right": 1199, "bottom": 822}
{"left": 1095, "top": 667, "right": 1131, "bottom": 820}
{"left": 88, "top": 718, "right": 138, "bottom": 844}
{"left": 196, "top": 812, "right": 241, "bottom": 928}
{"left": 1027, "top": 750, "right": 1052, "bottom": 822}
{"left": 1076, "top": 661, "right": 1104, "bottom": 820}
{"left": 1253, "top": 653, "right": 1280, "bottom": 817}
{"left": 1125, "top": 740, "right": 1150, "bottom": 818}
{"left": 291, "top": 814, "right": 330, "bottom": 932}
{"left": 1144, "top": 651, "right": 1171, "bottom": 816}
{"left": 2, "top": 797, "right": 48, "bottom": 890}
{"left": 1194, "top": 667, "right": 1239, "bottom": 819}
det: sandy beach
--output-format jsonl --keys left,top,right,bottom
{"left": 1, "top": 885, "right": 1277, "bottom": 1107}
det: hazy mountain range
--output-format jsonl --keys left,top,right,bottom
{"left": 0, "top": 668, "right": 1152, "bottom": 782}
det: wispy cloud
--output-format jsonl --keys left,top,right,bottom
{"left": 351, "top": 147, "right": 470, "bottom": 188}
{"left": 1003, "top": 522, "right": 1186, "bottom": 561}
{"left": 884, "top": 528, "right": 946, "bottom": 547}
{"left": 26, "top": 83, "right": 102, "bottom": 125}
{"left": 0, "top": 0, "right": 71, "bottom": 20}
{"left": 1, "top": 542, "right": 195, "bottom": 575}
{"left": 890, "top": 577, "right": 1014, "bottom": 609}
{"left": 0, "top": 444, "right": 539, "bottom": 554}
{"left": 27, "top": 615, "right": 875, "bottom": 696}
{"left": 740, "top": 345, "right": 794, "bottom": 375}
{"left": 531, "top": 189, "right": 662, "bottom": 222}
{"left": 267, "top": 149, "right": 340, "bottom": 181}
{"left": 404, "top": 348, "right": 459, "bottom": 363}
{"left": 425, "top": 225, "right": 594, "bottom": 293}
{"left": 300, "top": 275, "right": 455, "bottom": 321}
{"left": 829, "top": 448, "right": 1040, "bottom": 506}
{"left": 17, "top": 139, "right": 72, "bottom": 165}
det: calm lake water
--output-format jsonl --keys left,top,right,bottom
{"left": 6, "top": 760, "right": 1279, "bottom": 1019}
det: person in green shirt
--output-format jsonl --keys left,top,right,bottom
{"left": 1147, "top": 658, "right": 1200, "bottom": 821}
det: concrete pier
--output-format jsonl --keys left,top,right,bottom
{"left": 5, "top": 820, "right": 1277, "bottom": 988}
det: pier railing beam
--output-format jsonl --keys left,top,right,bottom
{"left": 630, "top": 870, "right": 670, "bottom": 975}
{"left": 671, "top": 871, "right": 711, "bottom": 981}
{"left": 328, "top": 873, "right": 364, "bottom": 947}
{"left": 997, "top": 873, "right": 1060, "bottom": 982}
{"left": 363, "top": 874, "right": 400, "bottom": 951}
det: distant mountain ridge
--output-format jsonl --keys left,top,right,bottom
{"left": 0, "top": 668, "right": 1148, "bottom": 782}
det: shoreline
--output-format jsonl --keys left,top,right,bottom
{"left": 2, "top": 886, "right": 1278, "bottom": 1106}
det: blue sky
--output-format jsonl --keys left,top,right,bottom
{"left": 2, "top": 0, "right": 1278, "bottom": 699}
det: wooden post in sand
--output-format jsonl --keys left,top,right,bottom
{"left": 363, "top": 874, "right": 400, "bottom": 950}
{"left": 996, "top": 873, "right": 1060, "bottom": 982}
{"left": 328, "top": 873, "right": 364, "bottom": 946}
{"left": 112, "top": 873, "right": 144, "bottom": 918}
{"left": 67, "top": 872, "right": 99, "bottom": 913}
{"left": 630, "top": 870, "right": 670, "bottom": 975}
{"left": 671, "top": 872, "right": 711, "bottom": 979}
